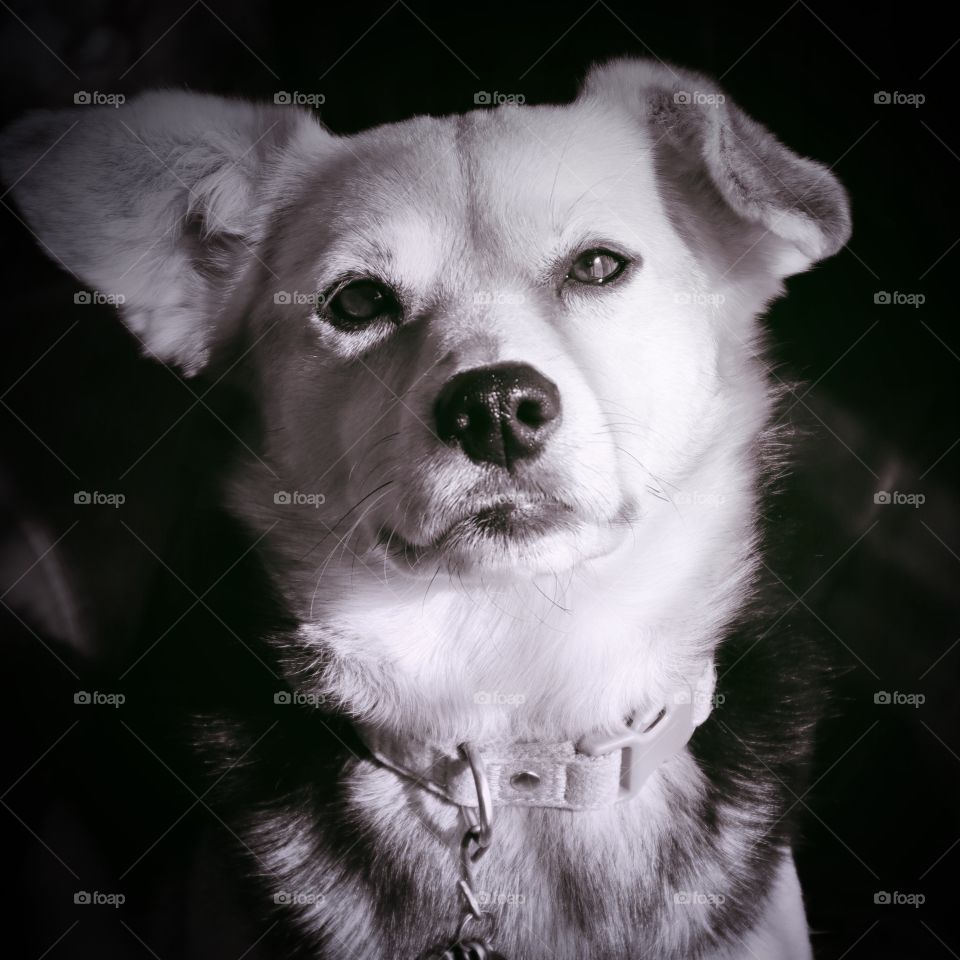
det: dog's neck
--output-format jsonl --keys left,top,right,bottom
{"left": 278, "top": 486, "right": 755, "bottom": 746}
{"left": 352, "top": 654, "right": 716, "bottom": 815}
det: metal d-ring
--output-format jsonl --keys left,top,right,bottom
{"left": 459, "top": 742, "right": 493, "bottom": 853}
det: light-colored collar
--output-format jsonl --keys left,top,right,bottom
{"left": 355, "top": 662, "right": 716, "bottom": 812}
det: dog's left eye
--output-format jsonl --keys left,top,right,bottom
{"left": 567, "top": 248, "right": 628, "bottom": 285}
{"left": 325, "top": 279, "right": 400, "bottom": 330}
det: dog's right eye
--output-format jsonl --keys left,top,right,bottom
{"left": 325, "top": 279, "right": 400, "bottom": 330}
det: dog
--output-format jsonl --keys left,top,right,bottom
{"left": 1, "top": 57, "right": 849, "bottom": 959}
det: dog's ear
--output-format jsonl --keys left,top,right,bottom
{"left": 0, "top": 92, "right": 326, "bottom": 373}
{"left": 579, "top": 59, "right": 851, "bottom": 278}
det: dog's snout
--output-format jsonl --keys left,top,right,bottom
{"left": 434, "top": 362, "right": 561, "bottom": 469}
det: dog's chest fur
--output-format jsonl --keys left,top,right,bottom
{"left": 254, "top": 765, "right": 746, "bottom": 958}
{"left": 197, "top": 584, "right": 819, "bottom": 960}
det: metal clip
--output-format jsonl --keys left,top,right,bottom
{"left": 459, "top": 742, "right": 493, "bottom": 853}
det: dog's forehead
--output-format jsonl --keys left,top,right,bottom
{"left": 318, "top": 102, "right": 663, "bottom": 276}
{"left": 459, "top": 102, "right": 661, "bottom": 222}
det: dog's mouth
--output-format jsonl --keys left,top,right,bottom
{"left": 379, "top": 497, "right": 630, "bottom": 574}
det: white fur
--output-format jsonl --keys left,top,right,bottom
{"left": 0, "top": 58, "right": 850, "bottom": 958}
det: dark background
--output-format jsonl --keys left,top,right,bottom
{"left": 1, "top": 1, "right": 958, "bottom": 957}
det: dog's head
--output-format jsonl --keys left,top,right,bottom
{"left": 1, "top": 60, "right": 849, "bottom": 729}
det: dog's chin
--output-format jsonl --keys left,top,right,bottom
{"left": 378, "top": 500, "right": 630, "bottom": 578}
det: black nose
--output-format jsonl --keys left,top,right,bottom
{"left": 434, "top": 362, "right": 562, "bottom": 469}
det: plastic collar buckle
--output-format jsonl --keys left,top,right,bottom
{"left": 575, "top": 688, "right": 697, "bottom": 802}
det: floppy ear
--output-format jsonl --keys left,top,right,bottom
{"left": 580, "top": 58, "right": 851, "bottom": 278}
{"left": 0, "top": 91, "right": 324, "bottom": 373}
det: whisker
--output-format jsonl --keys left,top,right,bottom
{"left": 299, "top": 478, "right": 395, "bottom": 560}
{"left": 532, "top": 577, "right": 571, "bottom": 614}
{"left": 347, "top": 431, "right": 399, "bottom": 484}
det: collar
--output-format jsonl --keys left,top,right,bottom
{"left": 355, "top": 661, "right": 716, "bottom": 812}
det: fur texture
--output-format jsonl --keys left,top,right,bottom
{"left": 0, "top": 57, "right": 850, "bottom": 958}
